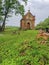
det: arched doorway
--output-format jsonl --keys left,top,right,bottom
{"left": 27, "top": 22, "right": 30, "bottom": 29}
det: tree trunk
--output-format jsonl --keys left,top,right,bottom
{"left": 1, "top": 0, "right": 11, "bottom": 31}
{"left": 2, "top": 4, "right": 10, "bottom": 31}
{"left": 2, "top": 13, "right": 7, "bottom": 31}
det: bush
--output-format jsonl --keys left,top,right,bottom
{"left": 35, "top": 17, "right": 49, "bottom": 30}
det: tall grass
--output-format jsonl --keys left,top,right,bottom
{"left": 0, "top": 27, "right": 49, "bottom": 65}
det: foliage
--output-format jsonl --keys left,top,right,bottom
{"left": 0, "top": 0, "right": 3, "bottom": 21}
{"left": 0, "top": 27, "right": 49, "bottom": 65}
{"left": 35, "top": 17, "right": 49, "bottom": 30}
{"left": 0, "top": 0, "right": 28, "bottom": 31}
{"left": 0, "top": 0, "right": 3, "bottom": 31}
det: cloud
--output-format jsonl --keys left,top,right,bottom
{"left": 34, "top": 0, "right": 49, "bottom": 3}
{"left": 6, "top": 0, "right": 49, "bottom": 26}
{"left": 43, "top": 0, "right": 49, "bottom": 3}
{"left": 25, "top": 0, "right": 49, "bottom": 25}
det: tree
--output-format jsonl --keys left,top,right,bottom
{"left": 0, "top": 0, "right": 3, "bottom": 21}
{"left": 1, "top": 0, "right": 28, "bottom": 31}
{"left": 35, "top": 17, "right": 49, "bottom": 30}
{"left": 0, "top": 0, "right": 3, "bottom": 31}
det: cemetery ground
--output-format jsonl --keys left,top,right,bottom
{"left": 0, "top": 27, "right": 49, "bottom": 65}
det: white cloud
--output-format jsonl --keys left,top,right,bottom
{"left": 32, "top": 0, "right": 49, "bottom": 3}
{"left": 24, "top": 0, "right": 49, "bottom": 25}
{"left": 6, "top": 0, "right": 49, "bottom": 26}
{"left": 44, "top": 0, "right": 49, "bottom": 3}
{"left": 34, "top": 0, "right": 42, "bottom": 2}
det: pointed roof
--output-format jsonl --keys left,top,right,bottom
{"left": 23, "top": 10, "right": 35, "bottom": 19}
{"left": 25, "top": 10, "right": 33, "bottom": 16}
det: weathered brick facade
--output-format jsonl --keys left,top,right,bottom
{"left": 20, "top": 10, "right": 35, "bottom": 30}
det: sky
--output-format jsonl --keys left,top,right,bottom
{"left": 6, "top": 0, "right": 49, "bottom": 26}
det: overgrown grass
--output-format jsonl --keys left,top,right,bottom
{"left": 0, "top": 27, "right": 49, "bottom": 65}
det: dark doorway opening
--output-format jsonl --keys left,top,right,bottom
{"left": 27, "top": 22, "right": 30, "bottom": 29}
